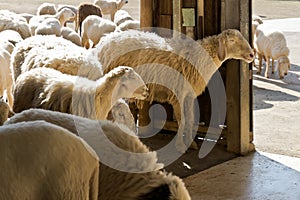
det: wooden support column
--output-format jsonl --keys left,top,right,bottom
{"left": 223, "top": 0, "right": 254, "bottom": 155}
{"left": 140, "top": 0, "right": 153, "bottom": 28}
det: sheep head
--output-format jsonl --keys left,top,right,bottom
{"left": 110, "top": 66, "right": 149, "bottom": 100}
{"left": 278, "top": 56, "right": 290, "bottom": 79}
{"left": 218, "top": 29, "right": 254, "bottom": 63}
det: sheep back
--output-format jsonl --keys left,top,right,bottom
{"left": 0, "top": 120, "right": 99, "bottom": 200}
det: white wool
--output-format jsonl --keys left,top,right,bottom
{"left": 0, "top": 30, "right": 23, "bottom": 50}
{"left": 13, "top": 66, "right": 148, "bottom": 123}
{"left": 0, "top": 120, "right": 99, "bottom": 200}
{"left": 11, "top": 35, "right": 103, "bottom": 82}
{"left": 0, "top": 47, "right": 13, "bottom": 109}
{"left": 254, "top": 24, "right": 290, "bottom": 78}
{"left": 29, "top": 8, "right": 75, "bottom": 35}
{"left": 36, "top": 2, "right": 57, "bottom": 15}
{"left": 0, "top": 10, "right": 31, "bottom": 39}
{"left": 114, "top": 9, "right": 134, "bottom": 26}
{"left": 94, "top": 0, "right": 128, "bottom": 20}
{"left": 34, "top": 18, "right": 61, "bottom": 36}
{"left": 6, "top": 109, "right": 191, "bottom": 199}
{"left": 60, "top": 26, "right": 82, "bottom": 46}
{"left": 94, "top": 29, "right": 254, "bottom": 153}
{"left": 81, "top": 15, "right": 117, "bottom": 49}
{"left": 118, "top": 19, "right": 140, "bottom": 31}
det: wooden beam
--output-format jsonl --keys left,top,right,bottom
{"left": 140, "top": 0, "right": 153, "bottom": 28}
{"left": 223, "top": 0, "right": 253, "bottom": 155}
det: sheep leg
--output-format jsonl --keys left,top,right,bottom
{"left": 173, "top": 102, "right": 188, "bottom": 154}
{"left": 81, "top": 32, "right": 90, "bottom": 49}
{"left": 264, "top": 56, "right": 270, "bottom": 78}
{"left": 183, "top": 96, "right": 198, "bottom": 150}
{"left": 256, "top": 53, "right": 263, "bottom": 75}
{"left": 271, "top": 58, "right": 275, "bottom": 74}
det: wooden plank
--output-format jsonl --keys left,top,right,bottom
{"left": 173, "top": 0, "right": 182, "bottom": 34}
{"left": 159, "top": 0, "right": 173, "bottom": 15}
{"left": 140, "top": 0, "right": 153, "bottom": 28}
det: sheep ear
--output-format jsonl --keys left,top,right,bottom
{"left": 217, "top": 36, "right": 226, "bottom": 61}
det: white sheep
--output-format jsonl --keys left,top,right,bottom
{"left": 0, "top": 97, "right": 14, "bottom": 125}
{"left": 0, "top": 47, "right": 13, "bottom": 109}
{"left": 113, "top": 9, "right": 134, "bottom": 26}
{"left": 36, "top": 2, "right": 57, "bottom": 15}
{"left": 94, "top": 29, "right": 254, "bottom": 153}
{"left": 29, "top": 8, "right": 75, "bottom": 35}
{"left": 13, "top": 66, "right": 149, "bottom": 121}
{"left": 76, "top": 3, "right": 103, "bottom": 35}
{"left": 6, "top": 108, "right": 191, "bottom": 200}
{"left": 0, "top": 10, "right": 31, "bottom": 39}
{"left": 117, "top": 19, "right": 140, "bottom": 31}
{"left": 11, "top": 35, "right": 103, "bottom": 82}
{"left": 57, "top": 4, "right": 78, "bottom": 27}
{"left": 0, "top": 30, "right": 23, "bottom": 50}
{"left": 254, "top": 25, "right": 291, "bottom": 79}
{"left": 10, "top": 35, "right": 136, "bottom": 131}
{"left": 113, "top": 9, "right": 140, "bottom": 31}
{"left": 81, "top": 15, "right": 117, "bottom": 49}
{"left": 94, "top": 0, "right": 128, "bottom": 21}
{"left": 34, "top": 18, "right": 61, "bottom": 36}
{"left": 0, "top": 120, "right": 99, "bottom": 199}
{"left": 60, "top": 26, "right": 82, "bottom": 46}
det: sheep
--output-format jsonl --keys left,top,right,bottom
{"left": 254, "top": 25, "right": 291, "bottom": 79}
{"left": 113, "top": 9, "right": 134, "bottom": 26}
{"left": 76, "top": 3, "right": 103, "bottom": 35}
{"left": 0, "top": 120, "right": 99, "bottom": 200}
{"left": 118, "top": 19, "right": 140, "bottom": 31}
{"left": 11, "top": 35, "right": 103, "bottom": 82}
{"left": 6, "top": 108, "right": 191, "bottom": 200}
{"left": 81, "top": 15, "right": 117, "bottom": 49}
{"left": 60, "top": 26, "right": 82, "bottom": 46}
{"left": 34, "top": 18, "right": 61, "bottom": 36}
{"left": 0, "top": 97, "right": 14, "bottom": 125}
{"left": 36, "top": 2, "right": 57, "bottom": 16}
{"left": 10, "top": 35, "right": 137, "bottom": 131}
{"left": 0, "top": 47, "right": 13, "bottom": 109}
{"left": 0, "top": 10, "right": 31, "bottom": 39}
{"left": 94, "top": 0, "right": 128, "bottom": 21}
{"left": 94, "top": 29, "right": 254, "bottom": 153}
{"left": 57, "top": 4, "right": 78, "bottom": 26}
{"left": 107, "top": 98, "right": 136, "bottom": 132}
{"left": 29, "top": 8, "right": 75, "bottom": 35}
{"left": 113, "top": 10, "right": 140, "bottom": 31}
{"left": 0, "top": 30, "right": 23, "bottom": 49}
{"left": 13, "top": 66, "right": 149, "bottom": 121}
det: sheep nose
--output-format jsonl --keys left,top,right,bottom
{"left": 249, "top": 52, "right": 254, "bottom": 59}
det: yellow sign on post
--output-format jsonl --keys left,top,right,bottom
{"left": 182, "top": 8, "right": 195, "bottom": 27}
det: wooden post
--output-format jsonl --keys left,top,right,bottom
{"left": 223, "top": 0, "right": 253, "bottom": 155}
{"left": 140, "top": 0, "right": 153, "bottom": 28}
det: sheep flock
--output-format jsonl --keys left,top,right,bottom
{"left": 0, "top": 1, "right": 262, "bottom": 199}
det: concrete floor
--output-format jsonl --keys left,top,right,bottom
{"left": 184, "top": 1, "right": 300, "bottom": 199}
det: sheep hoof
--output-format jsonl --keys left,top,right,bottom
{"left": 189, "top": 141, "right": 198, "bottom": 150}
{"left": 256, "top": 71, "right": 261, "bottom": 75}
